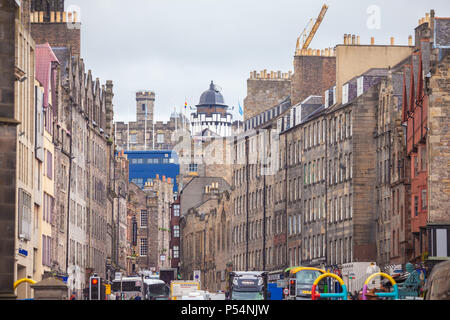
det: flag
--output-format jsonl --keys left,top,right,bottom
{"left": 238, "top": 101, "right": 243, "bottom": 116}
{"left": 185, "top": 101, "right": 188, "bottom": 109}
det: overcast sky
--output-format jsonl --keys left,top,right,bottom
{"left": 68, "top": 0, "right": 449, "bottom": 123}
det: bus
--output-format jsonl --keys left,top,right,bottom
{"left": 112, "top": 276, "right": 144, "bottom": 300}
{"left": 144, "top": 278, "right": 170, "bottom": 300}
{"left": 228, "top": 271, "right": 269, "bottom": 300}
{"left": 287, "top": 267, "right": 327, "bottom": 300}
{"left": 111, "top": 276, "right": 169, "bottom": 300}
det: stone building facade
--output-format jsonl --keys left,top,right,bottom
{"left": 427, "top": 50, "right": 450, "bottom": 261}
{"left": 150, "top": 177, "right": 174, "bottom": 270}
{"left": 243, "top": 70, "right": 292, "bottom": 121}
{"left": 55, "top": 44, "right": 115, "bottom": 290}
{"left": 408, "top": 14, "right": 450, "bottom": 264}
{"left": 13, "top": 1, "right": 37, "bottom": 299}
{"left": 0, "top": 0, "right": 23, "bottom": 300}
{"left": 169, "top": 196, "right": 181, "bottom": 269}
{"left": 180, "top": 188, "right": 232, "bottom": 291}
{"left": 290, "top": 52, "right": 336, "bottom": 106}
{"left": 128, "top": 182, "right": 159, "bottom": 273}
{"left": 375, "top": 65, "right": 412, "bottom": 267}
{"left": 107, "top": 150, "right": 129, "bottom": 280}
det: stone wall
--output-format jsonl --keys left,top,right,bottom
{"left": 180, "top": 191, "right": 232, "bottom": 291}
{"left": 244, "top": 72, "right": 291, "bottom": 121}
{"left": 30, "top": 21, "right": 80, "bottom": 55}
{"left": 351, "top": 83, "right": 379, "bottom": 261}
{"left": 428, "top": 52, "right": 450, "bottom": 224}
{"left": 291, "top": 55, "right": 336, "bottom": 106}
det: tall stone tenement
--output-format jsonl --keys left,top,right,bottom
{"left": 0, "top": 0, "right": 20, "bottom": 300}
{"left": 425, "top": 16, "right": 450, "bottom": 261}
{"left": 243, "top": 70, "right": 292, "bottom": 121}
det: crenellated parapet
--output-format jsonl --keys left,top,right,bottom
{"left": 248, "top": 69, "right": 293, "bottom": 80}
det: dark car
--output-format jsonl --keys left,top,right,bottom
{"left": 424, "top": 261, "right": 450, "bottom": 300}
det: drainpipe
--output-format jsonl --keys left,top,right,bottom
{"left": 284, "top": 133, "right": 288, "bottom": 268}
{"left": 245, "top": 136, "right": 249, "bottom": 271}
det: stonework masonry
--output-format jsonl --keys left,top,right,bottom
{"left": 180, "top": 190, "right": 232, "bottom": 291}
{"left": 0, "top": 0, "right": 18, "bottom": 299}
{"left": 30, "top": 11, "right": 81, "bottom": 56}
{"left": 244, "top": 71, "right": 292, "bottom": 121}
{"left": 291, "top": 55, "right": 336, "bottom": 106}
{"left": 428, "top": 52, "right": 450, "bottom": 225}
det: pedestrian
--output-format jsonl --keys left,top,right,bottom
{"left": 70, "top": 292, "right": 77, "bottom": 300}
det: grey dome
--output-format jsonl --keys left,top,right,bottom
{"left": 198, "top": 81, "right": 226, "bottom": 106}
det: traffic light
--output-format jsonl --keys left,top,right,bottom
{"left": 89, "top": 275, "right": 101, "bottom": 300}
{"left": 289, "top": 279, "right": 296, "bottom": 297}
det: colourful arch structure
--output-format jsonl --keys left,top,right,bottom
{"left": 311, "top": 273, "right": 348, "bottom": 300}
{"left": 362, "top": 272, "right": 399, "bottom": 300}
{"left": 14, "top": 278, "right": 37, "bottom": 290}
{"left": 290, "top": 267, "right": 326, "bottom": 275}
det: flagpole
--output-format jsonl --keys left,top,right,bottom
{"left": 144, "top": 102, "right": 147, "bottom": 150}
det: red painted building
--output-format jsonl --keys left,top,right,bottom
{"left": 170, "top": 196, "right": 181, "bottom": 270}
{"left": 403, "top": 45, "right": 429, "bottom": 261}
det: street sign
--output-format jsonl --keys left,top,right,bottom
{"left": 283, "top": 288, "right": 289, "bottom": 295}
{"left": 193, "top": 270, "right": 201, "bottom": 283}
{"left": 105, "top": 284, "right": 111, "bottom": 295}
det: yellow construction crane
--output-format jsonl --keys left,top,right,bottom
{"left": 296, "top": 4, "right": 329, "bottom": 54}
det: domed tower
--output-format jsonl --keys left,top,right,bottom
{"left": 191, "top": 81, "right": 233, "bottom": 137}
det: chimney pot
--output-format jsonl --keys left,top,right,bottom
{"left": 371, "top": 37, "right": 375, "bottom": 45}
{"left": 352, "top": 35, "right": 356, "bottom": 45}
{"left": 391, "top": 37, "right": 395, "bottom": 46}
{"left": 408, "top": 35, "right": 413, "bottom": 46}
{"left": 344, "top": 34, "right": 348, "bottom": 45}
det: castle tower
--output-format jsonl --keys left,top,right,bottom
{"left": 136, "top": 91, "right": 155, "bottom": 123}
